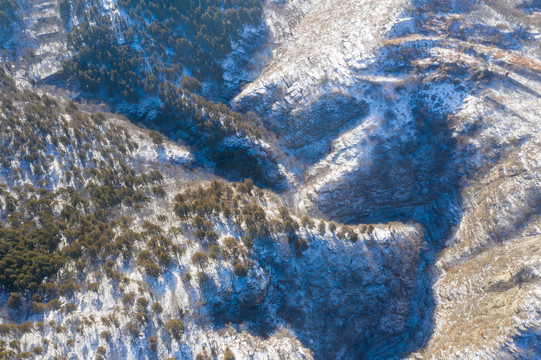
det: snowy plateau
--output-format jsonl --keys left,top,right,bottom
{"left": 0, "top": 0, "right": 540, "bottom": 359}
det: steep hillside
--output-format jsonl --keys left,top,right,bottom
{"left": 0, "top": 69, "right": 305, "bottom": 359}
{"left": 0, "top": 69, "right": 428, "bottom": 359}
{"left": 234, "top": 0, "right": 541, "bottom": 358}
{"left": 0, "top": 0, "right": 283, "bottom": 188}
{"left": 1, "top": 0, "right": 541, "bottom": 359}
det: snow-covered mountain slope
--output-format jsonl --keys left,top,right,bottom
{"left": 3, "top": 199, "right": 424, "bottom": 359}
{"left": 0, "top": 0, "right": 74, "bottom": 88}
{"left": 298, "top": 2, "right": 541, "bottom": 222}
{"left": 234, "top": 0, "right": 409, "bottom": 158}
{"left": 1, "top": 0, "right": 541, "bottom": 359}
{"left": 0, "top": 71, "right": 307, "bottom": 358}
{"left": 415, "top": 83, "right": 541, "bottom": 358}
{"left": 232, "top": 0, "right": 541, "bottom": 358}
{"left": 0, "top": 70, "right": 427, "bottom": 359}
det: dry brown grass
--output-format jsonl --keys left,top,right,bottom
{"left": 420, "top": 234, "right": 541, "bottom": 358}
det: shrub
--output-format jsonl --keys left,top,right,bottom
{"left": 87, "top": 282, "right": 99, "bottom": 293}
{"left": 32, "top": 302, "right": 46, "bottom": 314}
{"left": 191, "top": 251, "right": 208, "bottom": 269}
{"left": 192, "top": 215, "right": 205, "bottom": 229}
{"left": 243, "top": 178, "right": 253, "bottom": 193}
{"left": 197, "top": 271, "right": 209, "bottom": 284}
{"left": 168, "top": 226, "right": 183, "bottom": 238}
{"left": 233, "top": 263, "right": 248, "bottom": 277}
{"left": 0, "top": 324, "right": 12, "bottom": 335}
{"left": 367, "top": 225, "right": 375, "bottom": 234}
{"left": 136, "top": 297, "right": 149, "bottom": 310}
{"left": 236, "top": 183, "right": 248, "bottom": 194}
{"left": 206, "top": 230, "right": 218, "bottom": 243}
{"left": 328, "top": 222, "right": 337, "bottom": 233}
{"left": 136, "top": 251, "right": 162, "bottom": 277}
{"left": 278, "top": 207, "right": 290, "bottom": 220}
{"left": 100, "top": 330, "right": 112, "bottom": 342}
{"left": 152, "top": 185, "right": 166, "bottom": 197}
{"left": 242, "top": 235, "right": 253, "bottom": 249}
{"left": 209, "top": 244, "right": 221, "bottom": 259}
{"left": 124, "top": 322, "right": 139, "bottom": 337}
{"left": 96, "top": 346, "right": 106, "bottom": 356}
{"left": 75, "top": 259, "right": 86, "bottom": 272}
{"left": 194, "top": 229, "right": 206, "bottom": 242}
{"left": 337, "top": 226, "right": 358, "bottom": 242}
{"left": 222, "top": 237, "right": 239, "bottom": 259}
{"left": 58, "top": 281, "right": 78, "bottom": 297}
{"left": 301, "top": 216, "right": 314, "bottom": 229}
{"left": 283, "top": 220, "right": 295, "bottom": 235}
{"left": 149, "top": 130, "right": 163, "bottom": 145}
{"left": 135, "top": 312, "right": 149, "bottom": 324}
{"left": 18, "top": 322, "right": 33, "bottom": 334}
{"left": 64, "top": 302, "right": 77, "bottom": 313}
{"left": 122, "top": 292, "right": 135, "bottom": 306}
{"left": 155, "top": 247, "right": 172, "bottom": 267}
{"left": 47, "top": 298, "right": 61, "bottom": 310}
{"left": 318, "top": 221, "right": 326, "bottom": 235}
{"left": 164, "top": 319, "right": 184, "bottom": 340}
{"left": 297, "top": 237, "right": 309, "bottom": 252}
{"left": 152, "top": 302, "right": 163, "bottom": 314}
{"left": 36, "top": 321, "right": 44, "bottom": 332}
{"left": 8, "top": 340, "right": 20, "bottom": 350}
{"left": 7, "top": 293, "right": 22, "bottom": 310}
{"left": 180, "top": 76, "right": 202, "bottom": 93}
{"left": 224, "top": 348, "right": 235, "bottom": 360}
{"left": 147, "top": 335, "right": 158, "bottom": 351}
{"left": 172, "top": 244, "right": 186, "bottom": 256}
